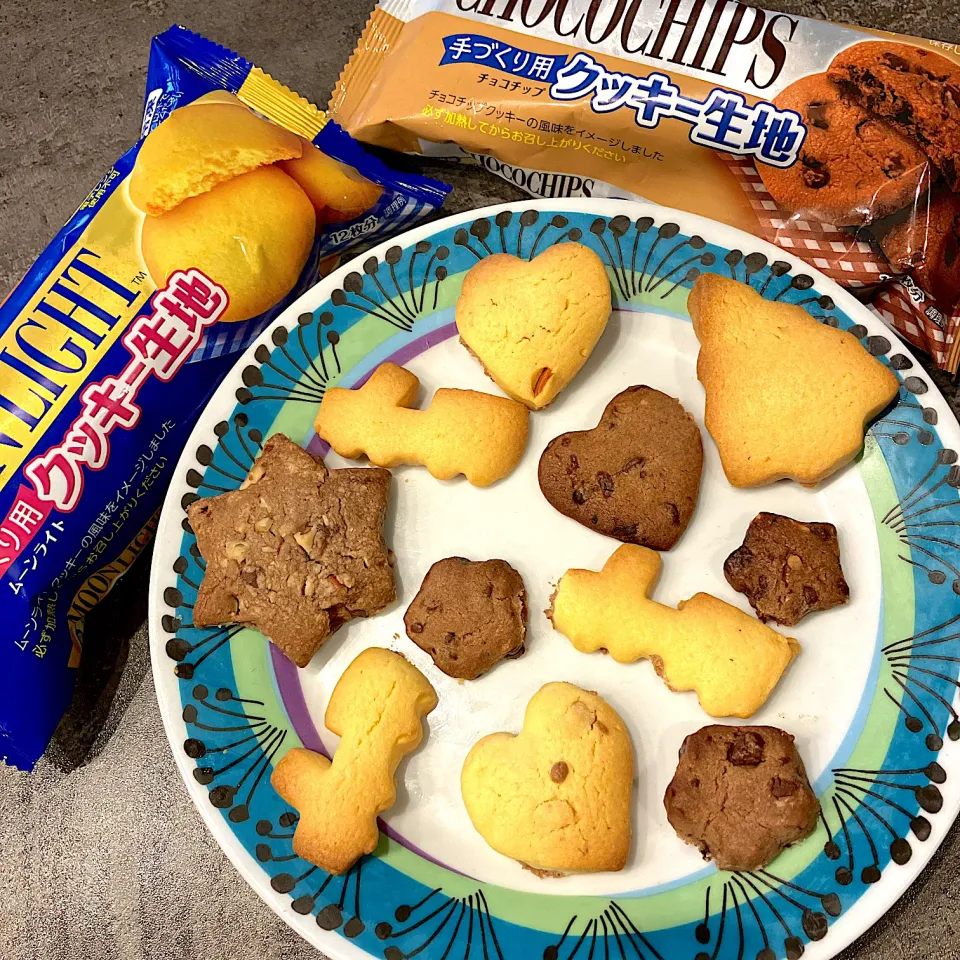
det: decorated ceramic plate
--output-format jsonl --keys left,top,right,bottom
{"left": 149, "top": 198, "right": 960, "bottom": 960}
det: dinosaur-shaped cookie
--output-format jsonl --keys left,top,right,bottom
{"left": 271, "top": 647, "right": 438, "bottom": 874}
{"left": 315, "top": 362, "right": 529, "bottom": 486}
{"left": 549, "top": 545, "right": 799, "bottom": 718}
{"left": 688, "top": 273, "right": 899, "bottom": 487}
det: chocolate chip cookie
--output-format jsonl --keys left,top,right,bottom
{"left": 758, "top": 72, "right": 930, "bottom": 226}
{"left": 664, "top": 725, "right": 820, "bottom": 871}
{"left": 404, "top": 557, "right": 527, "bottom": 679}
{"left": 724, "top": 512, "right": 849, "bottom": 626}
{"left": 881, "top": 188, "right": 960, "bottom": 311}
{"left": 828, "top": 41, "right": 960, "bottom": 190}
{"left": 189, "top": 433, "right": 395, "bottom": 667}
{"left": 537, "top": 386, "right": 703, "bottom": 550}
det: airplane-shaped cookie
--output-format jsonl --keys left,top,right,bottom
{"left": 315, "top": 362, "right": 528, "bottom": 486}
{"left": 549, "top": 544, "right": 799, "bottom": 718}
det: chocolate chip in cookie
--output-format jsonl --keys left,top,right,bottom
{"left": 538, "top": 386, "right": 702, "bottom": 550}
{"left": 663, "top": 725, "right": 820, "bottom": 871}
{"left": 758, "top": 72, "right": 930, "bottom": 226}
{"left": 828, "top": 41, "right": 960, "bottom": 191}
{"left": 724, "top": 512, "right": 849, "bottom": 626}
{"left": 188, "top": 434, "right": 395, "bottom": 667}
{"left": 404, "top": 558, "right": 527, "bottom": 679}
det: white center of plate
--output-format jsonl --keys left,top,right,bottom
{"left": 298, "top": 308, "right": 881, "bottom": 896}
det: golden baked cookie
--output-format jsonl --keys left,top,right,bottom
{"left": 461, "top": 682, "right": 632, "bottom": 874}
{"left": 687, "top": 273, "right": 899, "bottom": 487}
{"left": 549, "top": 545, "right": 799, "bottom": 719}
{"left": 141, "top": 165, "right": 315, "bottom": 323}
{"left": 315, "top": 362, "right": 529, "bottom": 486}
{"left": 281, "top": 138, "right": 383, "bottom": 222}
{"left": 828, "top": 41, "right": 960, "bottom": 191}
{"left": 758, "top": 72, "right": 929, "bottom": 226}
{"left": 271, "top": 647, "right": 438, "bottom": 874}
{"left": 129, "top": 99, "right": 302, "bottom": 216}
{"left": 455, "top": 243, "right": 611, "bottom": 409}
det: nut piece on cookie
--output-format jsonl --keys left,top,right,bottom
{"left": 725, "top": 512, "right": 850, "bottom": 626}
{"left": 687, "top": 273, "right": 899, "bottom": 487}
{"left": 272, "top": 647, "right": 438, "bottom": 874}
{"left": 455, "top": 243, "right": 612, "bottom": 410}
{"left": 187, "top": 434, "right": 395, "bottom": 667}
{"left": 827, "top": 41, "right": 960, "bottom": 191}
{"left": 664, "top": 725, "right": 820, "bottom": 871}
{"left": 404, "top": 557, "right": 527, "bottom": 680}
{"left": 538, "top": 385, "right": 703, "bottom": 549}
{"left": 757, "top": 72, "right": 930, "bottom": 226}
{"left": 461, "top": 682, "right": 633, "bottom": 874}
{"left": 549, "top": 544, "right": 799, "bottom": 718}
{"left": 314, "top": 362, "right": 529, "bottom": 486}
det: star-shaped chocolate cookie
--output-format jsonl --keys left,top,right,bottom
{"left": 724, "top": 512, "right": 849, "bottom": 626}
{"left": 188, "top": 433, "right": 395, "bottom": 666}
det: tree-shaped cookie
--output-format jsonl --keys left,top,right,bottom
{"left": 461, "top": 682, "right": 633, "bottom": 874}
{"left": 272, "top": 647, "right": 438, "bottom": 874}
{"left": 549, "top": 545, "right": 799, "bottom": 718}
{"left": 688, "top": 274, "right": 899, "bottom": 487}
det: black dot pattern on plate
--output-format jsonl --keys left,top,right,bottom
{"left": 866, "top": 335, "right": 891, "bottom": 356}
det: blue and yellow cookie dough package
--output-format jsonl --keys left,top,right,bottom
{"left": 0, "top": 25, "right": 449, "bottom": 770}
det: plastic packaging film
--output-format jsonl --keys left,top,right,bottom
{"left": 331, "top": 0, "right": 960, "bottom": 370}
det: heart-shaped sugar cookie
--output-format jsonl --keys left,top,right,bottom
{"left": 461, "top": 682, "right": 633, "bottom": 873}
{"left": 456, "top": 243, "right": 612, "bottom": 409}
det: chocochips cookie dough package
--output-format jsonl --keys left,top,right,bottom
{"left": 332, "top": 0, "right": 960, "bottom": 370}
{"left": 0, "top": 26, "right": 449, "bottom": 770}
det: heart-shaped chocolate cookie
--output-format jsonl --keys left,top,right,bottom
{"left": 460, "top": 682, "right": 633, "bottom": 873}
{"left": 455, "top": 243, "right": 611, "bottom": 409}
{"left": 538, "top": 386, "right": 703, "bottom": 549}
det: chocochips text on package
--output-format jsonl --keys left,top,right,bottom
{"left": 333, "top": 0, "right": 960, "bottom": 371}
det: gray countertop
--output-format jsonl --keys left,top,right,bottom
{"left": 2, "top": 1, "right": 960, "bottom": 957}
